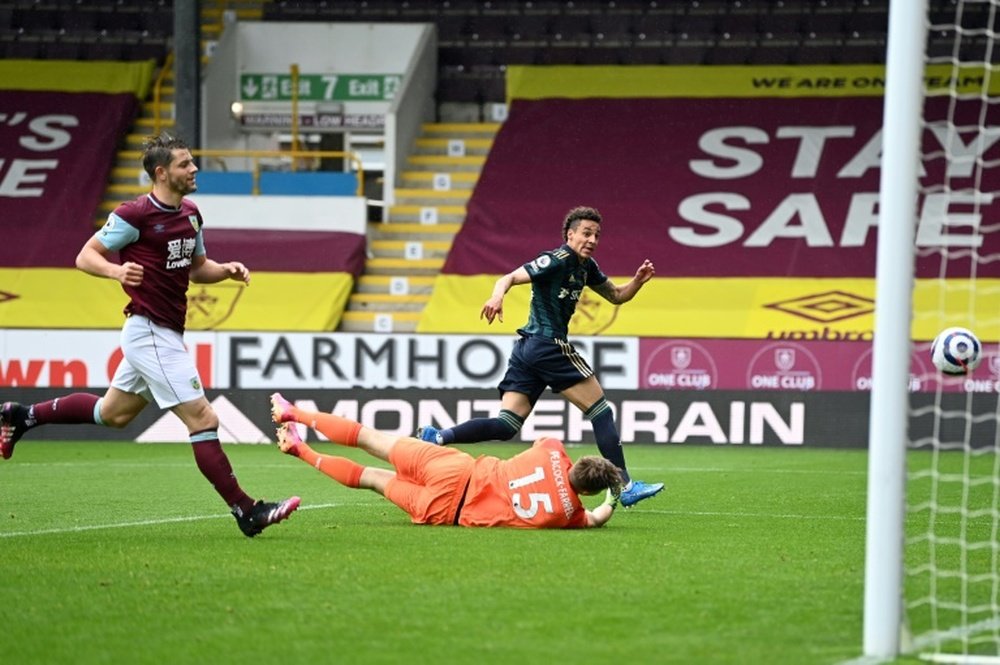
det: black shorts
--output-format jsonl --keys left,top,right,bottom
{"left": 497, "top": 334, "right": 595, "bottom": 404}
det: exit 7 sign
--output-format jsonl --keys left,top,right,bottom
{"left": 239, "top": 73, "right": 402, "bottom": 102}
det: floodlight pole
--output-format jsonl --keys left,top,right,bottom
{"left": 863, "top": 0, "right": 928, "bottom": 658}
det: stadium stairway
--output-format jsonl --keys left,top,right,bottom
{"left": 340, "top": 122, "right": 501, "bottom": 333}
{"left": 96, "top": 69, "right": 175, "bottom": 229}
{"left": 95, "top": 1, "right": 264, "bottom": 229}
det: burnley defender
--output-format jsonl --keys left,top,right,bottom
{"left": 0, "top": 133, "right": 299, "bottom": 537}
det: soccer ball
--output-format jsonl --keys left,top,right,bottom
{"left": 930, "top": 327, "right": 982, "bottom": 375}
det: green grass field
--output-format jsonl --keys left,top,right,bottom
{"left": 0, "top": 441, "right": 959, "bottom": 664}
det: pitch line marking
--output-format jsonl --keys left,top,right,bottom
{"left": 638, "top": 508, "right": 865, "bottom": 521}
{"left": 0, "top": 502, "right": 372, "bottom": 539}
{"left": 0, "top": 504, "right": 864, "bottom": 538}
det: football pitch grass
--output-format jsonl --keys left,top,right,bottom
{"left": 0, "top": 441, "right": 933, "bottom": 665}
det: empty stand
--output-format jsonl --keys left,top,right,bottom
{"left": 244, "top": 0, "right": 899, "bottom": 106}
{"left": 10, "top": 0, "right": 958, "bottom": 111}
{"left": 2, "top": 2, "right": 173, "bottom": 65}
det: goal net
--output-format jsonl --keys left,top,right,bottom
{"left": 891, "top": 0, "right": 1000, "bottom": 662}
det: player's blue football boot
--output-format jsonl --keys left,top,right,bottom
{"left": 619, "top": 480, "right": 665, "bottom": 508}
{"left": 415, "top": 426, "right": 442, "bottom": 445}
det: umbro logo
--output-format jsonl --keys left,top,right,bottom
{"left": 764, "top": 290, "right": 874, "bottom": 323}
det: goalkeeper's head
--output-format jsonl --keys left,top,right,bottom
{"left": 569, "top": 456, "right": 625, "bottom": 498}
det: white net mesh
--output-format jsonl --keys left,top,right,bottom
{"left": 905, "top": 1, "right": 1000, "bottom": 660}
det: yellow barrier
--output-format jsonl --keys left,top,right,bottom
{"left": 151, "top": 50, "right": 174, "bottom": 137}
{"left": 0, "top": 269, "right": 355, "bottom": 331}
{"left": 418, "top": 275, "right": 1000, "bottom": 342}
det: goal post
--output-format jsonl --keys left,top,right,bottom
{"left": 864, "top": 0, "right": 929, "bottom": 658}
{"left": 865, "top": 0, "right": 1000, "bottom": 661}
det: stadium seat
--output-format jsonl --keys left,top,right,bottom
{"left": 550, "top": 14, "right": 592, "bottom": 42}
{"left": 844, "top": 9, "right": 888, "bottom": 37}
{"left": 665, "top": 41, "right": 711, "bottom": 65}
{"left": 436, "top": 15, "right": 471, "bottom": 42}
{"left": 5, "top": 38, "right": 43, "bottom": 59}
{"left": 960, "top": 35, "right": 1000, "bottom": 64}
{"left": 45, "top": 40, "right": 83, "bottom": 60}
{"left": 509, "top": 13, "right": 553, "bottom": 40}
{"left": 837, "top": 41, "right": 886, "bottom": 64}
{"left": 499, "top": 44, "right": 543, "bottom": 65}
{"left": 466, "top": 15, "right": 512, "bottom": 41}
{"left": 717, "top": 13, "right": 759, "bottom": 40}
{"left": 264, "top": 2, "right": 319, "bottom": 21}
{"left": 673, "top": 14, "right": 718, "bottom": 40}
{"left": 633, "top": 13, "right": 674, "bottom": 41}
{"left": 477, "top": 72, "right": 506, "bottom": 102}
{"left": 12, "top": 7, "right": 62, "bottom": 33}
{"left": 707, "top": 39, "right": 754, "bottom": 64}
{"left": 630, "top": 43, "right": 671, "bottom": 65}
{"left": 589, "top": 13, "right": 634, "bottom": 42}
{"left": 926, "top": 30, "right": 957, "bottom": 61}
{"left": 752, "top": 41, "right": 794, "bottom": 65}
{"left": 521, "top": 0, "right": 563, "bottom": 14}
{"left": 437, "top": 75, "right": 483, "bottom": 104}
{"left": 585, "top": 44, "right": 630, "bottom": 65}
{"left": 795, "top": 39, "right": 840, "bottom": 65}
{"left": 82, "top": 40, "right": 124, "bottom": 61}
{"left": 758, "top": 12, "right": 802, "bottom": 40}
{"left": 135, "top": 7, "right": 173, "bottom": 37}
{"left": 801, "top": 12, "right": 847, "bottom": 40}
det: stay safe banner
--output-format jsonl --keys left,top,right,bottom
{"left": 443, "top": 95, "right": 999, "bottom": 279}
{"left": 423, "top": 67, "right": 1000, "bottom": 340}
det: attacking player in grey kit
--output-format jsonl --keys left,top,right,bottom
{"left": 416, "top": 205, "right": 664, "bottom": 507}
{"left": 0, "top": 133, "right": 299, "bottom": 537}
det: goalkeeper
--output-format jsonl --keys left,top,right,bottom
{"left": 270, "top": 393, "right": 622, "bottom": 529}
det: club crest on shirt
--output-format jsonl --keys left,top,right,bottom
{"left": 188, "top": 215, "right": 201, "bottom": 231}
{"left": 185, "top": 284, "right": 244, "bottom": 330}
{"left": 569, "top": 289, "right": 618, "bottom": 335}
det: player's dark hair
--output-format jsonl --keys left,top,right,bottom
{"left": 141, "top": 133, "right": 189, "bottom": 179}
{"left": 562, "top": 206, "right": 602, "bottom": 241}
{"left": 569, "top": 455, "right": 624, "bottom": 498}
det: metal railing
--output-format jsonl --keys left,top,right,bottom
{"left": 191, "top": 149, "right": 365, "bottom": 196}
{"left": 152, "top": 50, "right": 174, "bottom": 137}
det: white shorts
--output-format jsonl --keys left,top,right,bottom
{"left": 111, "top": 315, "right": 205, "bottom": 409}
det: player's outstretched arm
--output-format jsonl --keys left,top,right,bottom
{"left": 481, "top": 266, "right": 531, "bottom": 324}
{"left": 591, "top": 259, "right": 655, "bottom": 305}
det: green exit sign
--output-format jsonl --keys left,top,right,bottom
{"left": 239, "top": 73, "right": 402, "bottom": 102}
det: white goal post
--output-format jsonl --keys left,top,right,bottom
{"left": 863, "top": 0, "right": 927, "bottom": 658}
{"left": 865, "top": 0, "right": 1000, "bottom": 662}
